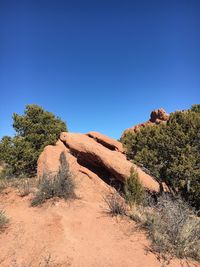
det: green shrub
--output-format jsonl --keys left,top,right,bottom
{"left": 31, "top": 152, "right": 75, "bottom": 206}
{"left": 121, "top": 105, "right": 200, "bottom": 209}
{"left": 0, "top": 104, "right": 67, "bottom": 177}
{"left": 191, "top": 104, "right": 200, "bottom": 113}
{"left": 124, "top": 167, "right": 145, "bottom": 205}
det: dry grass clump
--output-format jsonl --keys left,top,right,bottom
{"left": 31, "top": 152, "right": 76, "bottom": 206}
{"left": 17, "top": 179, "right": 32, "bottom": 197}
{"left": 0, "top": 166, "right": 11, "bottom": 193}
{"left": 0, "top": 179, "right": 8, "bottom": 193}
{"left": 130, "top": 194, "right": 200, "bottom": 262}
{"left": 0, "top": 176, "right": 34, "bottom": 197}
{"left": 0, "top": 210, "right": 9, "bottom": 230}
{"left": 10, "top": 253, "right": 53, "bottom": 267}
{"left": 104, "top": 191, "right": 127, "bottom": 216}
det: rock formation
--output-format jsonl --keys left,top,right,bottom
{"left": 122, "top": 108, "right": 169, "bottom": 137}
{"left": 37, "top": 131, "right": 160, "bottom": 192}
{"left": 150, "top": 108, "right": 169, "bottom": 123}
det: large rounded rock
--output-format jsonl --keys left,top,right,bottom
{"left": 38, "top": 131, "right": 160, "bottom": 192}
{"left": 59, "top": 132, "right": 160, "bottom": 192}
{"left": 37, "top": 141, "right": 79, "bottom": 179}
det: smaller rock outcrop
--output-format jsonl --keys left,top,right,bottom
{"left": 122, "top": 108, "right": 169, "bottom": 137}
{"left": 150, "top": 108, "right": 169, "bottom": 123}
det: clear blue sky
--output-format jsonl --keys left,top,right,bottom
{"left": 0, "top": 0, "right": 199, "bottom": 139}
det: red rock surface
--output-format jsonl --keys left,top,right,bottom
{"left": 38, "top": 131, "right": 160, "bottom": 192}
{"left": 87, "top": 131, "right": 125, "bottom": 153}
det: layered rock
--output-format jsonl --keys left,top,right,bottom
{"left": 122, "top": 108, "right": 169, "bottom": 137}
{"left": 37, "top": 132, "right": 160, "bottom": 192}
{"left": 87, "top": 131, "right": 124, "bottom": 153}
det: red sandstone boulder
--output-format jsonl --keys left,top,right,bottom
{"left": 59, "top": 132, "right": 130, "bottom": 182}
{"left": 37, "top": 141, "right": 79, "bottom": 179}
{"left": 150, "top": 108, "right": 169, "bottom": 123}
{"left": 37, "top": 139, "right": 101, "bottom": 182}
{"left": 38, "top": 131, "right": 160, "bottom": 192}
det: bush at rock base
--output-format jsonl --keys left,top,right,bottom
{"left": 31, "top": 152, "right": 75, "bottom": 206}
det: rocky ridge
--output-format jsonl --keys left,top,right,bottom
{"left": 122, "top": 108, "right": 169, "bottom": 137}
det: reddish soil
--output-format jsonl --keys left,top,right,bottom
{"left": 0, "top": 174, "right": 199, "bottom": 267}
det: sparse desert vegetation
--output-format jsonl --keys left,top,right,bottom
{"left": 105, "top": 189, "right": 200, "bottom": 264}
{"left": 130, "top": 194, "right": 200, "bottom": 263}
{"left": 103, "top": 190, "right": 127, "bottom": 216}
{"left": 0, "top": 176, "right": 35, "bottom": 197}
{"left": 17, "top": 178, "right": 32, "bottom": 197}
{"left": 104, "top": 167, "right": 200, "bottom": 264}
{"left": 31, "top": 152, "right": 76, "bottom": 206}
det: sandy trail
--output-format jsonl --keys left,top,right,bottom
{"left": 0, "top": 174, "right": 199, "bottom": 267}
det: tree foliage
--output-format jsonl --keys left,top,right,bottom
{"left": 121, "top": 105, "right": 200, "bottom": 209}
{"left": 124, "top": 167, "right": 144, "bottom": 205}
{"left": 0, "top": 104, "right": 67, "bottom": 177}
